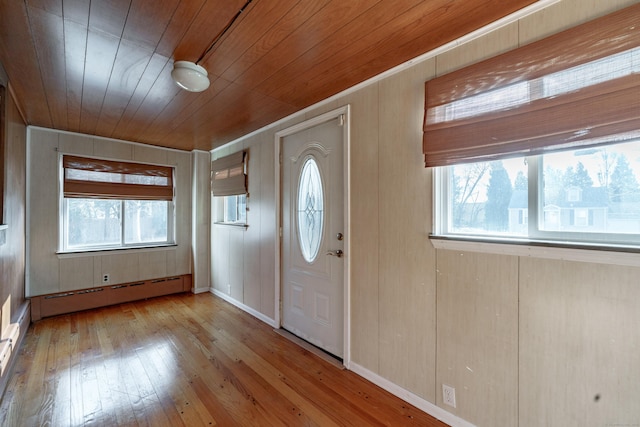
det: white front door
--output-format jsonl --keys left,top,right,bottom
{"left": 281, "top": 113, "right": 345, "bottom": 358}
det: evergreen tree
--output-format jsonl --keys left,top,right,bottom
{"left": 610, "top": 154, "right": 639, "bottom": 203}
{"left": 514, "top": 170, "right": 528, "bottom": 190}
{"left": 563, "top": 161, "right": 593, "bottom": 189}
{"left": 485, "top": 161, "right": 512, "bottom": 231}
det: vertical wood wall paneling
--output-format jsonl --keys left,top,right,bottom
{"left": 209, "top": 1, "right": 640, "bottom": 425}
{"left": 170, "top": 150, "right": 193, "bottom": 276}
{"left": 26, "top": 129, "right": 60, "bottom": 296}
{"left": 257, "top": 133, "right": 276, "bottom": 319}
{"left": 27, "top": 129, "right": 192, "bottom": 297}
{"left": 59, "top": 257, "right": 94, "bottom": 292}
{"left": 243, "top": 139, "right": 262, "bottom": 309}
{"left": 58, "top": 133, "right": 95, "bottom": 156}
{"left": 344, "top": 84, "right": 381, "bottom": 372}
{"left": 133, "top": 144, "right": 168, "bottom": 165}
{"left": 228, "top": 225, "right": 245, "bottom": 303}
{"left": 0, "top": 81, "right": 27, "bottom": 337}
{"left": 519, "top": 258, "right": 640, "bottom": 426}
{"left": 192, "top": 150, "right": 212, "bottom": 292}
{"left": 138, "top": 251, "right": 168, "bottom": 282}
{"left": 436, "top": 250, "right": 519, "bottom": 425}
{"left": 211, "top": 224, "right": 231, "bottom": 295}
{"left": 92, "top": 137, "right": 133, "bottom": 160}
{"left": 377, "top": 56, "right": 436, "bottom": 401}
{"left": 102, "top": 252, "right": 140, "bottom": 286}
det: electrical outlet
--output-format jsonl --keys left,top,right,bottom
{"left": 227, "top": 283, "right": 231, "bottom": 294}
{"left": 102, "top": 274, "right": 110, "bottom": 283}
{"left": 442, "top": 384, "right": 457, "bottom": 408}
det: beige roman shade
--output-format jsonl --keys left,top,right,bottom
{"left": 211, "top": 151, "right": 247, "bottom": 196}
{"left": 63, "top": 155, "right": 174, "bottom": 200}
{"left": 422, "top": 3, "right": 640, "bottom": 167}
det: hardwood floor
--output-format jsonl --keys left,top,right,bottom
{"left": 0, "top": 293, "right": 448, "bottom": 426}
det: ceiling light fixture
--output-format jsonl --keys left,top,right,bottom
{"left": 171, "top": 0, "right": 254, "bottom": 93}
{"left": 171, "top": 61, "right": 210, "bottom": 92}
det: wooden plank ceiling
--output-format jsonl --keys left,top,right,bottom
{"left": 0, "top": 0, "right": 537, "bottom": 152}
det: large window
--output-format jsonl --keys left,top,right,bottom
{"left": 61, "top": 155, "right": 175, "bottom": 251}
{"left": 424, "top": 5, "right": 640, "bottom": 249}
{"left": 436, "top": 138, "right": 640, "bottom": 248}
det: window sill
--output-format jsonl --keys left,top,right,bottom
{"left": 57, "top": 244, "right": 177, "bottom": 258}
{"left": 214, "top": 222, "right": 249, "bottom": 229}
{"left": 429, "top": 235, "right": 640, "bottom": 267}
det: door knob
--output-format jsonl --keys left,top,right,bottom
{"left": 326, "top": 249, "right": 343, "bottom": 258}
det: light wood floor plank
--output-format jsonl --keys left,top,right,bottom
{"left": 0, "top": 293, "right": 449, "bottom": 426}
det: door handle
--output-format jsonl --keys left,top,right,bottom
{"left": 326, "top": 249, "right": 343, "bottom": 258}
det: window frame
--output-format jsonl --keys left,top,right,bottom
{"left": 434, "top": 148, "right": 640, "bottom": 251}
{"left": 59, "top": 155, "right": 176, "bottom": 253}
{"left": 211, "top": 150, "right": 249, "bottom": 228}
{"left": 222, "top": 194, "right": 247, "bottom": 225}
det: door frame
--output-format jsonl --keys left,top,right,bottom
{"left": 274, "top": 105, "right": 351, "bottom": 367}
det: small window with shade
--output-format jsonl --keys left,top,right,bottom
{"left": 212, "top": 150, "right": 248, "bottom": 227}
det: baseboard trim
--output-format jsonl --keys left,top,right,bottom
{"left": 209, "top": 288, "right": 277, "bottom": 328}
{"left": 349, "top": 362, "right": 476, "bottom": 427}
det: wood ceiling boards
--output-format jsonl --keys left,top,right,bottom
{"left": 0, "top": 0, "right": 537, "bottom": 151}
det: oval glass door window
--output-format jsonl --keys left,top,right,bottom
{"left": 297, "top": 157, "right": 324, "bottom": 262}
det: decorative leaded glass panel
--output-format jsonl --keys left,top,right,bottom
{"left": 297, "top": 157, "right": 324, "bottom": 262}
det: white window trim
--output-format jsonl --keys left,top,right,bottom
{"left": 59, "top": 198, "right": 176, "bottom": 253}
{"left": 432, "top": 166, "right": 640, "bottom": 267}
{"left": 213, "top": 194, "right": 249, "bottom": 228}
{"left": 429, "top": 236, "right": 640, "bottom": 268}
{"left": 58, "top": 154, "right": 176, "bottom": 253}
{"left": 56, "top": 243, "right": 177, "bottom": 258}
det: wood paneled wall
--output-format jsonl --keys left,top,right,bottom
{"left": 213, "top": 0, "right": 640, "bottom": 425}
{"left": 0, "top": 67, "right": 29, "bottom": 399}
{"left": 26, "top": 129, "right": 193, "bottom": 298}
{"left": 210, "top": 131, "right": 279, "bottom": 321}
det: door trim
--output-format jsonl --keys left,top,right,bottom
{"left": 274, "top": 105, "right": 351, "bottom": 368}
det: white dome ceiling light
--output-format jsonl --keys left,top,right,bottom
{"left": 171, "top": 61, "right": 210, "bottom": 92}
{"left": 171, "top": 0, "right": 253, "bottom": 93}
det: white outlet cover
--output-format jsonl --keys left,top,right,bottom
{"left": 442, "top": 384, "right": 457, "bottom": 408}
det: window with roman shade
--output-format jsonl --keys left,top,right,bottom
{"left": 429, "top": 4, "right": 640, "bottom": 250}
{"left": 61, "top": 155, "right": 175, "bottom": 251}
{"left": 422, "top": 3, "right": 640, "bottom": 167}
{"left": 63, "top": 155, "right": 174, "bottom": 200}
{"left": 211, "top": 151, "right": 247, "bottom": 196}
